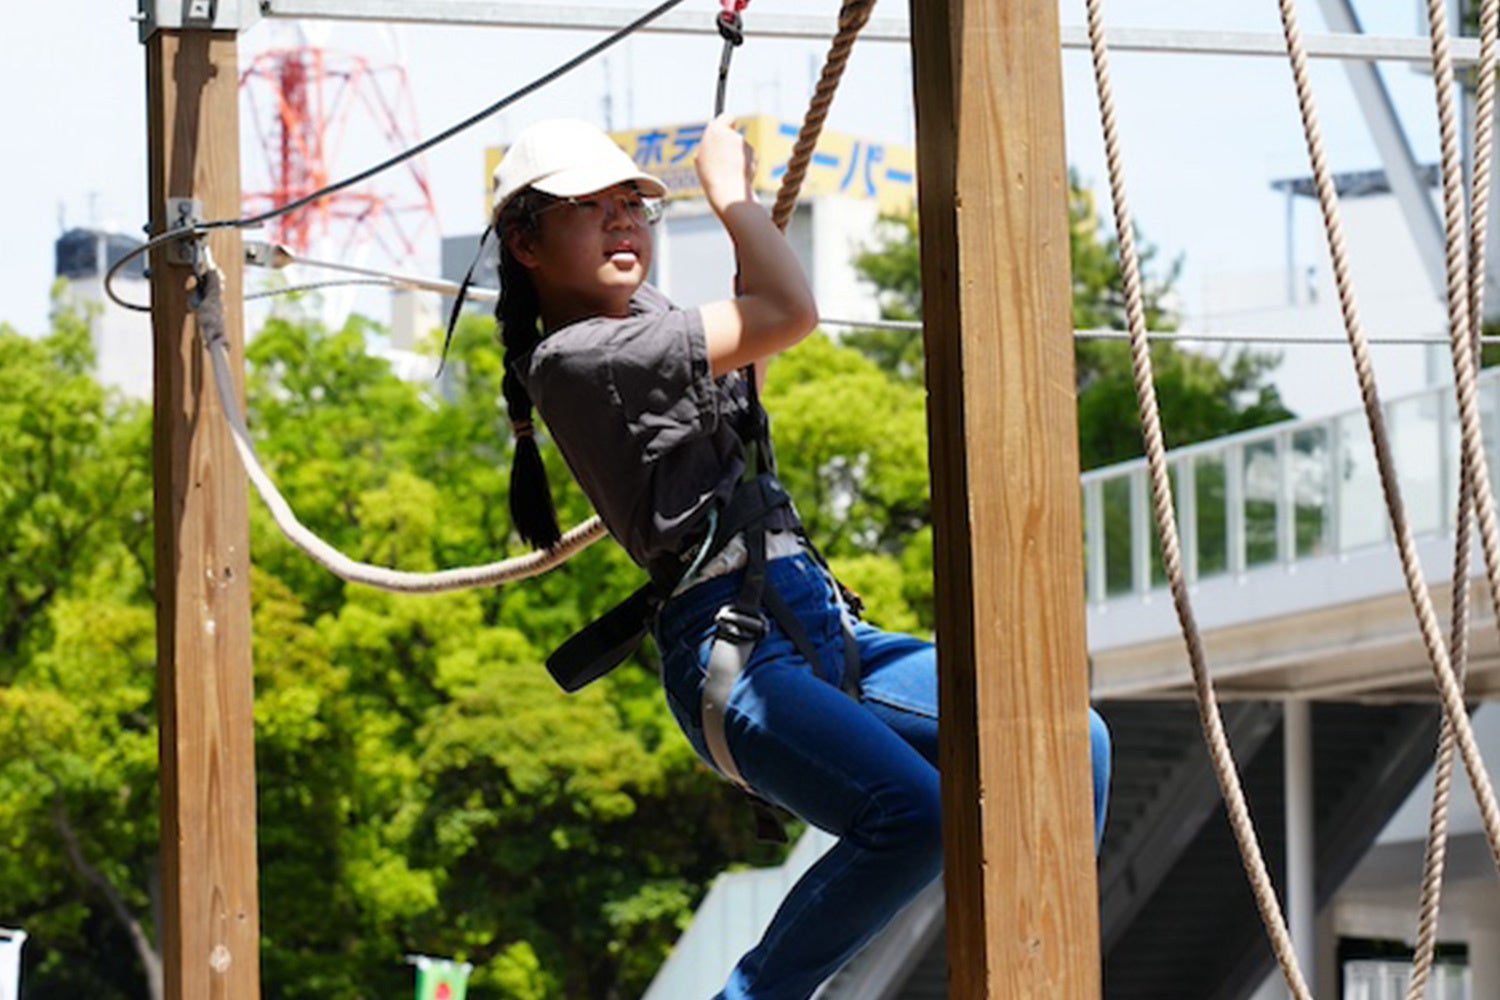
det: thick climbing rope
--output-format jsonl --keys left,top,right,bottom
{"left": 194, "top": 0, "right": 878, "bottom": 593}
{"left": 191, "top": 253, "right": 610, "bottom": 591}
{"left": 1278, "top": 0, "right": 1500, "bottom": 975}
{"left": 1410, "top": 0, "right": 1499, "bottom": 995}
{"left": 1082, "top": 2, "right": 1312, "bottom": 996}
{"left": 771, "top": 0, "right": 877, "bottom": 231}
{"left": 1092, "top": 0, "right": 1500, "bottom": 995}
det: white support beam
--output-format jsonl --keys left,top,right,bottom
{"left": 1284, "top": 700, "right": 1316, "bottom": 990}
{"left": 1316, "top": 0, "right": 1449, "bottom": 302}
{"left": 256, "top": 2, "right": 1488, "bottom": 64}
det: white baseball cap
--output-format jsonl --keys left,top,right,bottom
{"left": 492, "top": 119, "right": 668, "bottom": 217}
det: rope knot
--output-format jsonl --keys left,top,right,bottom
{"left": 512, "top": 419, "right": 536, "bottom": 439}
{"left": 716, "top": 10, "right": 744, "bottom": 46}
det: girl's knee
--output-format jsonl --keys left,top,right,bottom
{"left": 852, "top": 772, "right": 943, "bottom": 878}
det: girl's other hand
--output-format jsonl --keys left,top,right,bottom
{"left": 696, "top": 113, "right": 758, "bottom": 216}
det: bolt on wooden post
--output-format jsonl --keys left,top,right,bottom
{"left": 909, "top": 0, "right": 1103, "bottom": 995}
{"left": 145, "top": 25, "right": 261, "bottom": 1000}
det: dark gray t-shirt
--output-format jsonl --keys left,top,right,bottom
{"left": 520, "top": 283, "right": 795, "bottom": 568}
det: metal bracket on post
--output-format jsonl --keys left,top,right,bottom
{"left": 164, "top": 198, "right": 206, "bottom": 269}
{"left": 136, "top": 0, "right": 261, "bottom": 42}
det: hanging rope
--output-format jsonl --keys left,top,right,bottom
{"left": 195, "top": 1, "right": 878, "bottom": 593}
{"left": 1276, "top": 0, "right": 1500, "bottom": 913}
{"left": 771, "top": 0, "right": 878, "bottom": 231}
{"left": 1409, "top": 0, "right": 1500, "bottom": 994}
{"left": 188, "top": 259, "right": 609, "bottom": 591}
{"left": 1082, "top": 1, "right": 1312, "bottom": 995}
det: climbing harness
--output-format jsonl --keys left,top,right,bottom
{"left": 687, "top": 0, "right": 875, "bottom": 810}
{"left": 549, "top": 0, "right": 880, "bottom": 833}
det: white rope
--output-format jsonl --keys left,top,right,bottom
{"left": 1409, "top": 0, "right": 1500, "bottom": 993}
{"left": 1275, "top": 0, "right": 1500, "bottom": 901}
{"left": 192, "top": 262, "right": 608, "bottom": 593}
{"left": 1083, "top": 0, "right": 1313, "bottom": 994}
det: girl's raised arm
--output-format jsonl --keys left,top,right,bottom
{"left": 695, "top": 114, "right": 819, "bottom": 378}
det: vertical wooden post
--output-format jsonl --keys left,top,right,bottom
{"left": 908, "top": 1, "right": 1102, "bottom": 996}
{"left": 146, "top": 29, "right": 261, "bottom": 1000}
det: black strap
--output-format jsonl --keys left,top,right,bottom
{"left": 437, "top": 224, "right": 492, "bottom": 375}
{"left": 748, "top": 793, "right": 790, "bottom": 845}
{"left": 544, "top": 584, "right": 661, "bottom": 692}
{"left": 761, "top": 586, "right": 821, "bottom": 680}
{"left": 545, "top": 475, "right": 793, "bottom": 693}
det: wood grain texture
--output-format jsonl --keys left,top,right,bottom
{"left": 147, "top": 30, "right": 261, "bottom": 1000}
{"left": 908, "top": 0, "right": 1102, "bottom": 995}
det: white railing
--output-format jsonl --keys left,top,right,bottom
{"left": 1081, "top": 368, "right": 1500, "bottom": 605}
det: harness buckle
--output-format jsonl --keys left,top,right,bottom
{"left": 713, "top": 605, "right": 766, "bottom": 644}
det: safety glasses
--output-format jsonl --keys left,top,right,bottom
{"left": 540, "top": 191, "right": 665, "bottom": 227}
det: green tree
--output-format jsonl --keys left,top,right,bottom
{"left": 2, "top": 303, "right": 791, "bottom": 1000}
{"left": 848, "top": 179, "right": 1294, "bottom": 470}
{"left": 0, "top": 307, "right": 152, "bottom": 667}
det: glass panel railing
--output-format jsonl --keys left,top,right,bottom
{"left": 1389, "top": 393, "right": 1446, "bottom": 537}
{"left": 1243, "top": 439, "right": 1279, "bottom": 568}
{"left": 1103, "top": 474, "right": 1133, "bottom": 597}
{"left": 1337, "top": 412, "right": 1386, "bottom": 553}
{"left": 1193, "top": 449, "right": 1229, "bottom": 580}
{"left": 1290, "top": 426, "right": 1332, "bottom": 560}
{"left": 1080, "top": 370, "right": 1500, "bottom": 603}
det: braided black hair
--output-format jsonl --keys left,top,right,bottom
{"left": 496, "top": 189, "right": 563, "bottom": 549}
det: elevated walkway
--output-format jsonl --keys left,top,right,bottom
{"left": 1085, "top": 367, "right": 1500, "bottom": 702}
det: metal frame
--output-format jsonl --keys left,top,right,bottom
{"left": 136, "top": 0, "right": 261, "bottom": 41}
{"left": 1316, "top": 0, "right": 1449, "bottom": 301}
{"left": 253, "top": 1, "right": 1487, "bottom": 64}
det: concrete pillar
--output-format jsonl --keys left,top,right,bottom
{"left": 1285, "top": 699, "right": 1316, "bottom": 991}
{"left": 1468, "top": 922, "right": 1500, "bottom": 999}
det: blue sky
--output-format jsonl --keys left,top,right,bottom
{"left": 0, "top": 0, "right": 1444, "bottom": 337}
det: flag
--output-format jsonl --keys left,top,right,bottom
{"left": 410, "top": 954, "right": 472, "bottom": 1000}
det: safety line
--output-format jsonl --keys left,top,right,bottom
{"left": 239, "top": 263, "right": 1500, "bottom": 346}
{"left": 251, "top": 252, "right": 1500, "bottom": 347}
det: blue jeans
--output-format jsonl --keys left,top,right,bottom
{"left": 655, "top": 552, "right": 1112, "bottom": 1000}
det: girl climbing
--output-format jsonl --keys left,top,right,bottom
{"left": 487, "top": 113, "right": 1111, "bottom": 1000}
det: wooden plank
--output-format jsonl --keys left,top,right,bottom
{"left": 146, "top": 30, "right": 261, "bottom": 1000}
{"left": 907, "top": 0, "right": 1102, "bottom": 995}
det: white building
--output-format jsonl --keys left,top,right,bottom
{"left": 1194, "top": 166, "right": 1452, "bottom": 423}
{"left": 53, "top": 228, "right": 153, "bottom": 400}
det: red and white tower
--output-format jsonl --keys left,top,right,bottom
{"left": 240, "top": 27, "right": 439, "bottom": 282}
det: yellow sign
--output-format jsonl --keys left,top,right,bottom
{"left": 485, "top": 116, "right": 916, "bottom": 217}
